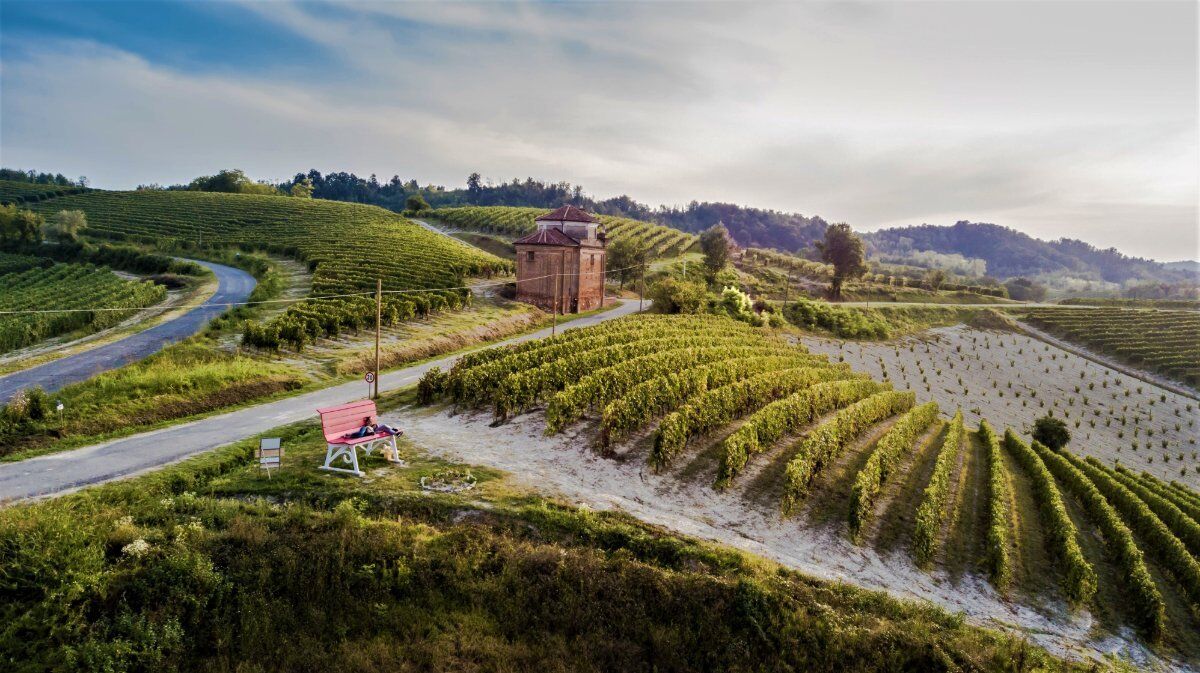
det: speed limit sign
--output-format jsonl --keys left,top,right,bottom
{"left": 364, "top": 372, "right": 375, "bottom": 384}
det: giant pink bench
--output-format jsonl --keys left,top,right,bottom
{"left": 317, "top": 400, "right": 402, "bottom": 476}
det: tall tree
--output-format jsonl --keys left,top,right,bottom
{"left": 699, "top": 222, "right": 733, "bottom": 275}
{"left": 606, "top": 236, "right": 649, "bottom": 289}
{"left": 816, "top": 223, "right": 867, "bottom": 300}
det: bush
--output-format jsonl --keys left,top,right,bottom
{"left": 647, "top": 278, "right": 707, "bottom": 314}
{"left": 1032, "top": 415, "right": 1070, "bottom": 450}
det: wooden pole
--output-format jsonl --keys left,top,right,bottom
{"left": 638, "top": 263, "right": 645, "bottom": 311}
{"left": 374, "top": 278, "right": 381, "bottom": 399}
{"left": 784, "top": 273, "right": 791, "bottom": 304}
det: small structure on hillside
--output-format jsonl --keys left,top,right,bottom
{"left": 514, "top": 205, "right": 607, "bottom": 313}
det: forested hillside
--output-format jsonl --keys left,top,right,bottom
{"left": 865, "top": 221, "right": 1194, "bottom": 284}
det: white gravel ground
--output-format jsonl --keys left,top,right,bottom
{"left": 391, "top": 401, "right": 1193, "bottom": 672}
{"left": 801, "top": 325, "right": 1200, "bottom": 490}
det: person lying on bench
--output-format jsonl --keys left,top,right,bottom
{"left": 345, "top": 417, "right": 403, "bottom": 439}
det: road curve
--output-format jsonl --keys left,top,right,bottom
{"left": 0, "top": 298, "right": 644, "bottom": 503}
{"left": 0, "top": 259, "right": 256, "bottom": 404}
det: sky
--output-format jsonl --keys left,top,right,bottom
{"left": 1, "top": 1, "right": 1196, "bottom": 261}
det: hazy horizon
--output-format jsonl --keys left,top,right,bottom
{"left": 1, "top": 1, "right": 1196, "bottom": 261}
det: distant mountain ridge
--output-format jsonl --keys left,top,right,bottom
{"left": 864, "top": 221, "right": 1195, "bottom": 283}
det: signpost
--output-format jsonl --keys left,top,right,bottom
{"left": 365, "top": 371, "right": 375, "bottom": 399}
{"left": 257, "top": 437, "right": 282, "bottom": 478}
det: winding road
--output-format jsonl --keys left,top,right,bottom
{"left": 0, "top": 298, "right": 642, "bottom": 503}
{"left": 0, "top": 260, "right": 256, "bottom": 404}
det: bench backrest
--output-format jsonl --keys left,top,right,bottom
{"left": 317, "top": 400, "right": 377, "bottom": 442}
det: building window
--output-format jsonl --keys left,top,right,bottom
{"left": 589, "top": 255, "right": 595, "bottom": 268}
{"left": 526, "top": 251, "right": 535, "bottom": 262}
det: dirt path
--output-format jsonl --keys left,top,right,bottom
{"left": 393, "top": 405, "right": 1189, "bottom": 671}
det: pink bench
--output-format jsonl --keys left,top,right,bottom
{"left": 317, "top": 400, "right": 402, "bottom": 476}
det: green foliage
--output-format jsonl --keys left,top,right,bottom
{"left": 783, "top": 298, "right": 890, "bottom": 339}
{"left": 289, "top": 176, "right": 314, "bottom": 198}
{"left": 1023, "top": 307, "right": 1200, "bottom": 387}
{"left": 1004, "top": 277, "right": 1047, "bottom": 302}
{"left": 646, "top": 278, "right": 706, "bottom": 314}
{"left": 781, "top": 391, "right": 915, "bottom": 514}
{"left": 606, "top": 235, "right": 650, "bottom": 288}
{"left": 1032, "top": 442, "right": 1165, "bottom": 640}
{"left": 187, "top": 168, "right": 280, "bottom": 195}
{"left": 649, "top": 365, "right": 860, "bottom": 469}
{"left": 0, "top": 262, "right": 167, "bottom": 353}
{"left": 1031, "top": 414, "right": 1071, "bottom": 450}
{"left": 715, "top": 379, "right": 883, "bottom": 487}
{"left": 0, "top": 204, "right": 44, "bottom": 244}
{"left": 428, "top": 205, "right": 695, "bottom": 258}
{"left": 717, "top": 285, "right": 762, "bottom": 326}
{"left": 699, "top": 222, "right": 733, "bottom": 274}
{"left": 46, "top": 210, "right": 87, "bottom": 242}
{"left": 404, "top": 192, "right": 430, "bottom": 211}
{"left": 848, "top": 402, "right": 939, "bottom": 540}
{"left": 816, "top": 223, "right": 867, "bottom": 299}
{"left": 1068, "top": 454, "right": 1200, "bottom": 611}
{"left": 27, "top": 189, "right": 510, "bottom": 352}
{"left": 912, "top": 410, "right": 965, "bottom": 567}
{"left": 1001, "top": 431, "right": 1096, "bottom": 606}
{"left": 979, "top": 421, "right": 1012, "bottom": 590}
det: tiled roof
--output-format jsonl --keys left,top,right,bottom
{"left": 513, "top": 227, "right": 581, "bottom": 246}
{"left": 534, "top": 205, "right": 599, "bottom": 223}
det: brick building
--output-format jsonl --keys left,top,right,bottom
{"left": 514, "top": 205, "right": 607, "bottom": 313}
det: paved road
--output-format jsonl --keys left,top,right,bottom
{"left": 0, "top": 260, "right": 256, "bottom": 404}
{"left": 0, "top": 299, "right": 643, "bottom": 503}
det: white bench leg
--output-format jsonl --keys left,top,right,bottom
{"left": 319, "top": 443, "right": 364, "bottom": 477}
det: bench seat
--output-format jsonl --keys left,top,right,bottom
{"left": 317, "top": 400, "right": 402, "bottom": 476}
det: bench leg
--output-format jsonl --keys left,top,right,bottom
{"left": 384, "top": 435, "right": 402, "bottom": 463}
{"left": 319, "top": 443, "right": 364, "bottom": 477}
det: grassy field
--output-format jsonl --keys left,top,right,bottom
{"left": 0, "top": 383, "right": 1104, "bottom": 673}
{"left": 418, "top": 313, "right": 1200, "bottom": 658}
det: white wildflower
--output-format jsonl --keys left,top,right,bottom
{"left": 122, "top": 539, "right": 151, "bottom": 558}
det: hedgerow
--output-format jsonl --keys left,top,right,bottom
{"left": 1107, "top": 467, "right": 1200, "bottom": 558}
{"left": 979, "top": 421, "right": 1012, "bottom": 590}
{"left": 781, "top": 391, "right": 916, "bottom": 515}
{"left": 648, "top": 365, "right": 857, "bottom": 469}
{"left": 848, "top": 401, "right": 939, "bottom": 540}
{"left": 714, "top": 378, "right": 885, "bottom": 488}
{"left": 912, "top": 410, "right": 966, "bottom": 567}
{"left": 600, "top": 358, "right": 843, "bottom": 447}
{"left": 1033, "top": 443, "right": 1165, "bottom": 639}
{"left": 1001, "top": 431, "right": 1096, "bottom": 606}
{"left": 1067, "top": 454, "right": 1200, "bottom": 610}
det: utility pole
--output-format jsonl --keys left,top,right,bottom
{"left": 638, "top": 263, "right": 645, "bottom": 311}
{"left": 784, "top": 273, "right": 791, "bottom": 304}
{"left": 373, "top": 278, "right": 381, "bottom": 399}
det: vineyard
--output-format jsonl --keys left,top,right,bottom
{"left": 0, "top": 179, "right": 89, "bottom": 206}
{"left": 416, "top": 313, "right": 1200, "bottom": 655}
{"left": 0, "top": 262, "right": 167, "bottom": 353}
{"left": 427, "top": 206, "right": 696, "bottom": 257}
{"left": 27, "top": 190, "right": 512, "bottom": 351}
{"left": 1022, "top": 307, "right": 1200, "bottom": 387}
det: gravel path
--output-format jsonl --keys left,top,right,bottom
{"left": 0, "top": 260, "right": 255, "bottom": 404}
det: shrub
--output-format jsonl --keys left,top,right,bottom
{"left": 1032, "top": 415, "right": 1070, "bottom": 450}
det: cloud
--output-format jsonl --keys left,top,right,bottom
{"left": 1, "top": 1, "right": 1195, "bottom": 260}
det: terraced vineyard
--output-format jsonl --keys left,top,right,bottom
{"left": 0, "top": 262, "right": 167, "bottom": 353}
{"left": 28, "top": 190, "right": 512, "bottom": 351}
{"left": 417, "top": 313, "right": 1200, "bottom": 655}
{"left": 0, "top": 179, "right": 89, "bottom": 205}
{"left": 427, "top": 205, "right": 696, "bottom": 257}
{"left": 1023, "top": 307, "right": 1200, "bottom": 388}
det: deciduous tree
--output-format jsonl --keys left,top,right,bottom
{"left": 816, "top": 223, "right": 866, "bottom": 299}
